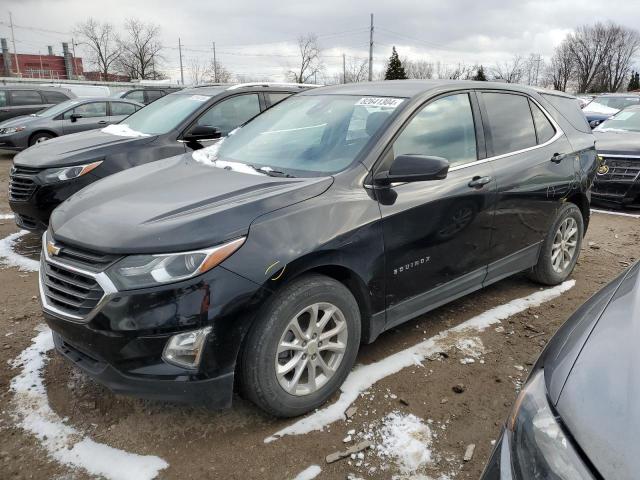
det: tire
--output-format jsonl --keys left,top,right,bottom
{"left": 238, "top": 274, "right": 361, "bottom": 417}
{"left": 29, "top": 132, "right": 54, "bottom": 146}
{"left": 528, "top": 203, "right": 584, "bottom": 285}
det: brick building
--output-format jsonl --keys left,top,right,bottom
{"left": 1, "top": 39, "right": 84, "bottom": 80}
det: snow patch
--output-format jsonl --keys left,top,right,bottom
{"left": 0, "top": 230, "right": 40, "bottom": 272}
{"left": 376, "top": 412, "right": 432, "bottom": 474}
{"left": 265, "top": 280, "right": 575, "bottom": 442}
{"left": 292, "top": 465, "right": 322, "bottom": 480}
{"left": 0, "top": 213, "right": 15, "bottom": 220}
{"left": 102, "top": 124, "right": 150, "bottom": 138}
{"left": 192, "top": 140, "right": 266, "bottom": 176}
{"left": 591, "top": 208, "right": 640, "bottom": 219}
{"left": 10, "top": 327, "right": 168, "bottom": 480}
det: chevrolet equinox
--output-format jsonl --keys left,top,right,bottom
{"left": 40, "top": 80, "right": 597, "bottom": 417}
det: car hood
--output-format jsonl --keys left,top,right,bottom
{"left": 555, "top": 263, "right": 640, "bottom": 480}
{"left": 12, "top": 128, "right": 157, "bottom": 168}
{"left": 50, "top": 154, "right": 333, "bottom": 254}
{"left": 594, "top": 130, "right": 640, "bottom": 156}
{"left": 0, "top": 114, "right": 44, "bottom": 128}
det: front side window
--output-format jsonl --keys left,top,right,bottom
{"left": 200, "top": 94, "right": 405, "bottom": 176}
{"left": 124, "top": 90, "right": 145, "bottom": 103}
{"left": 64, "top": 102, "right": 107, "bottom": 119}
{"left": 392, "top": 93, "right": 477, "bottom": 168}
{"left": 482, "top": 93, "right": 537, "bottom": 156}
{"left": 530, "top": 102, "right": 556, "bottom": 144}
{"left": 110, "top": 102, "right": 137, "bottom": 116}
{"left": 145, "top": 90, "right": 164, "bottom": 103}
{"left": 10, "top": 90, "right": 43, "bottom": 106}
{"left": 267, "top": 92, "right": 293, "bottom": 106}
{"left": 197, "top": 94, "right": 261, "bottom": 135}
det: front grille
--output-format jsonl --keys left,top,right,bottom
{"left": 599, "top": 157, "right": 640, "bottom": 182}
{"left": 41, "top": 261, "right": 104, "bottom": 318}
{"left": 15, "top": 213, "right": 38, "bottom": 230}
{"left": 9, "top": 165, "right": 40, "bottom": 201}
{"left": 54, "top": 241, "right": 121, "bottom": 272}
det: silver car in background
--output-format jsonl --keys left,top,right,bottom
{"left": 0, "top": 97, "right": 144, "bottom": 150}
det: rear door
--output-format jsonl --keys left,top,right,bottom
{"left": 6, "top": 90, "right": 46, "bottom": 119}
{"left": 62, "top": 101, "right": 110, "bottom": 134}
{"left": 376, "top": 91, "right": 496, "bottom": 327}
{"left": 479, "top": 91, "right": 576, "bottom": 283}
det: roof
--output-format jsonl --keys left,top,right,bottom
{"left": 0, "top": 84, "right": 72, "bottom": 92}
{"left": 178, "top": 83, "right": 315, "bottom": 96}
{"left": 300, "top": 79, "right": 571, "bottom": 99}
{"left": 70, "top": 96, "right": 144, "bottom": 105}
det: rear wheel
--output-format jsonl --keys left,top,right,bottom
{"left": 528, "top": 203, "right": 583, "bottom": 285}
{"left": 29, "top": 132, "right": 54, "bottom": 146}
{"left": 238, "top": 275, "right": 361, "bottom": 417}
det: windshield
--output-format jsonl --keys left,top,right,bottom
{"left": 585, "top": 96, "right": 640, "bottom": 113}
{"left": 35, "top": 99, "right": 81, "bottom": 117}
{"left": 121, "top": 92, "right": 221, "bottom": 135}
{"left": 200, "top": 95, "right": 404, "bottom": 176}
{"left": 595, "top": 109, "right": 640, "bottom": 133}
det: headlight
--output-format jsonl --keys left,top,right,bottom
{"left": 39, "top": 161, "right": 102, "bottom": 184}
{"left": 162, "top": 326, "right": 212, "bottom": 369}
{"left": 508, "top": 370, "right": 594, "bottom": 479}
{"left": 0, "top": 126, "right": 26, "bottom": 134}
{"left": 106, "top": 237, "right": 245, "bottom": 290}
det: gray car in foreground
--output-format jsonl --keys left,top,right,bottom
{"left": 482, "top": 261, "right": 640, "bottom": 479}
{"left": 0, "top": 97, "right": 143, "bottom": 150}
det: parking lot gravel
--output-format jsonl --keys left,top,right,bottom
{"left": 1, "top": 150, "right": 639, "bottom": 480}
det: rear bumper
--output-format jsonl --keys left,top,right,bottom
{"left": 52, "top": 330, "right": 234, "bottom": 407}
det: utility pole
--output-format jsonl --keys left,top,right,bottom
{"left": 9, "top": 12, "right": 20, "bottom": 76}
{"left": 71, "top": 38, "right": 77, "bottom": 79}
{"left": 368, "top": 13, "right": 374, "bottom": 81}
{"left": 178, "top": 38, "right": 184, "bottom": 85}
{"left": 212, "top": 41, "right": 217, "bottom": 82}
{"left": 343, "top": 53, "right": 346, "bottom": 84}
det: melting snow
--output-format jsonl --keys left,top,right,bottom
{"left": 0, "top": 213, "right": 15, "bottom": 220}
{"left": 102, "top": 124, "right": 150, "bottom": 138}
{"left": 265, "top": 280, "right": 575, "bottom": 442}
{"left": 292, "top": 465, "right": 322, "bottom": 480}
{"left": 10, "top": 327, "right": 168, "bottom": 480}
{"left": 0, "top": 230, "right": 39, "bottom": 272}
{"left": 376, "top": 412, "right": 432, "bottom": 474}
{"left": 591, "top": 208, "right": 640, "bottom": 219}
{"left": 192, "top": 140, "right": 266, "bottom": 176}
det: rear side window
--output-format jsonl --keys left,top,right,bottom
{"left": 392, "top": 93, "right": 477, "bottom": 168}
{"left": 0, "top": 91, "right": 6, "bottom": 107}
{"left": 42, "top": 91, "right": 70, "bottom": 103}
{"left": 529, "top": 102, "right": 556, "bottom": 144}
{"left": 267, "top": 92, "right": 293, "bottom": 106}
{"left": 111, "top": 102, "right": 137, "bottom": 116}
{"left": 482, "top": 93, "right": 536, "bottom": 156}
{"left": 10, "top": 90, "right": 43, "bottom": 106}
{"left": 541, "top": 93, "right": 591, "bottom": 133}
{"left": 64, "top": 102, "right": 108, "bottom": 119}
{"left": 145, "top": 90, "right": 164, "bottom": 103}
{"left": 197, "top": 94, "right": 261, "bottom": 135}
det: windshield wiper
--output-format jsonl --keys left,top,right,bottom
{"left": 250, "top": 165, "right": 296, "bottom": 178}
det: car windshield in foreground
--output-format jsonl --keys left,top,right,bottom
{"left": 35, "top": 99, "right": 81, "bottom": 117}
{"left": 201, "top": 94, "right": 405, "bottom": 176}
{"left": 122, "top": 91, "right": 221, "bottom": 135}
{"left": 585, "top": 96, "right": 640, "bottom": 112}
{"left": 595, "top": 109, "right": 640, "bottom": 133}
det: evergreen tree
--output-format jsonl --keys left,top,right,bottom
{"left": 384, "top": 47, "right": 407, "bottom": 80}
{"left": 473, "top": 65, "right": 487, "bottom": 81}
{"left": 629, "top": 71, "right": 640, "bottom": 91}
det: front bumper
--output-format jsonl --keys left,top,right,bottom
{"left": 0, "top": 132, "right": 29, "bottom": 151}
{"left": 591, "top": 156, "right": 640, "bottom": 208}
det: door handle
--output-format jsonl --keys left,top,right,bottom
{"left": 97, "top": 120, "right": 108, "bottom": 125}
{"left": 468, "top": 176, "right": 492, "bottom": 188}
{"left": 550, "top": 153, "right": 565, "bottom": 163}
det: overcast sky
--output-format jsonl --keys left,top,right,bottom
{"left": 1, "top": 0, "right": 639, "bottom": 83}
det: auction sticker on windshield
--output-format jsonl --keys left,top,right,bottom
{"left": 356, "top": 97, "right": 404, "bottom": 108}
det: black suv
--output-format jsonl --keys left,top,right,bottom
{"left": 41, "top": 81, "right": 596, "bottom": 417}
{"left": 114, "top": 86, "right": 182, "bottom": 105}
{"left": 0, "top": 85, "right": 75, "bottom": 122}
{"left": 8, "top": 83, "right": 307, "bottom": 230}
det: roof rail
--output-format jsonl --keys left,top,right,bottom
{"left": 226, "top": 82, "right": 323, "bottom": 90}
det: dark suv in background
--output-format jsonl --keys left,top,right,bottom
{"left": 114, "top": 86, "right": 182, "bottom": 105}
{"left": 0, "top": 85, "right": 75, "bottom": 122}
{"left": 41, "top": 80, "right": 596, "bottom": 417}
{"left": 8, "top": 83, "right": 308, "bottom": 230}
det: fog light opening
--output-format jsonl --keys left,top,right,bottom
{"left": 162, "top": 326, "right": 212, "bottom": 369}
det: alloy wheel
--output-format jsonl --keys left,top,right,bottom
{"left": 551, "top": 217, "right": 578, "bottom": 273}
{"left": 275, "top": 302, "right": 348, "bottom": 396}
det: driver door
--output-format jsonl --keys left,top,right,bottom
{"left": 376, "top": 92, "right": 496, "bottom": 328}
{"left": 62, "top": 102, "right": 109, "bottom": 134}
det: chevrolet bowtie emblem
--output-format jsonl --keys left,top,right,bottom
{"left": 597, "top": 164, "right": 609, "bottom": 175}
{"left": 46, "top": 241, "right": 61, "bottom": 256}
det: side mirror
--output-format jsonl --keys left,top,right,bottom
{"left": 70, "top": 113, "right": 83, "bottom": 122}
{"left": 374, "top": 155, "right": 449, "bottom": 185}
{"left": 183, "top": 125, "right": 222, "bottom": 142}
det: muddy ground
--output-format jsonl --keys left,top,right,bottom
{"left": 0, "top": 150, "right": 638, "bottom": 480}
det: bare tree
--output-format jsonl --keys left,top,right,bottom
{"left": 603, "top": 25, "right": 640, "bottom": 92}
{"left": 188, "top": 57, "right": 211, "bottom": 85}
{"left": 74, "top": 18, "right": 121, "bottom": 79}
{"left": 207, "top": 59, "right": 234, "bottom": 83}
{"left": 522, "top": 53, "right": 544, "bottom": 86}
{"left": 343, "top": 57, "right": 369, "bottom": 83}
{"left": 545, "top": 40, "right": 574, "bottom": 91}
{"left": 492, "top": 55, "right": 525, "bottom": 83}
{"left": 117, "top": 18, "right": 163, "bottom": 80}
{"left": 403, "top": 58, "right": 434, "bottom": 79}
{"left": 289, "top": 34, "right": 323, "bottom": 83}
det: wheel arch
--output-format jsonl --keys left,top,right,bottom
{"left": 566, "top": 193, "right": 590, "bottom": 234}
{"left": 29, "top": 130, "right": 58, "bottom": 145}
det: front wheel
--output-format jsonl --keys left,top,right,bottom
{"left": 238, "top": 275, "right": 361, "bottom": 417}
{"left": 528, "top": 203, "right": 584, "bottom": 285}
{"left": 29, "top": 132, "right": 54, "bottom": 146}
